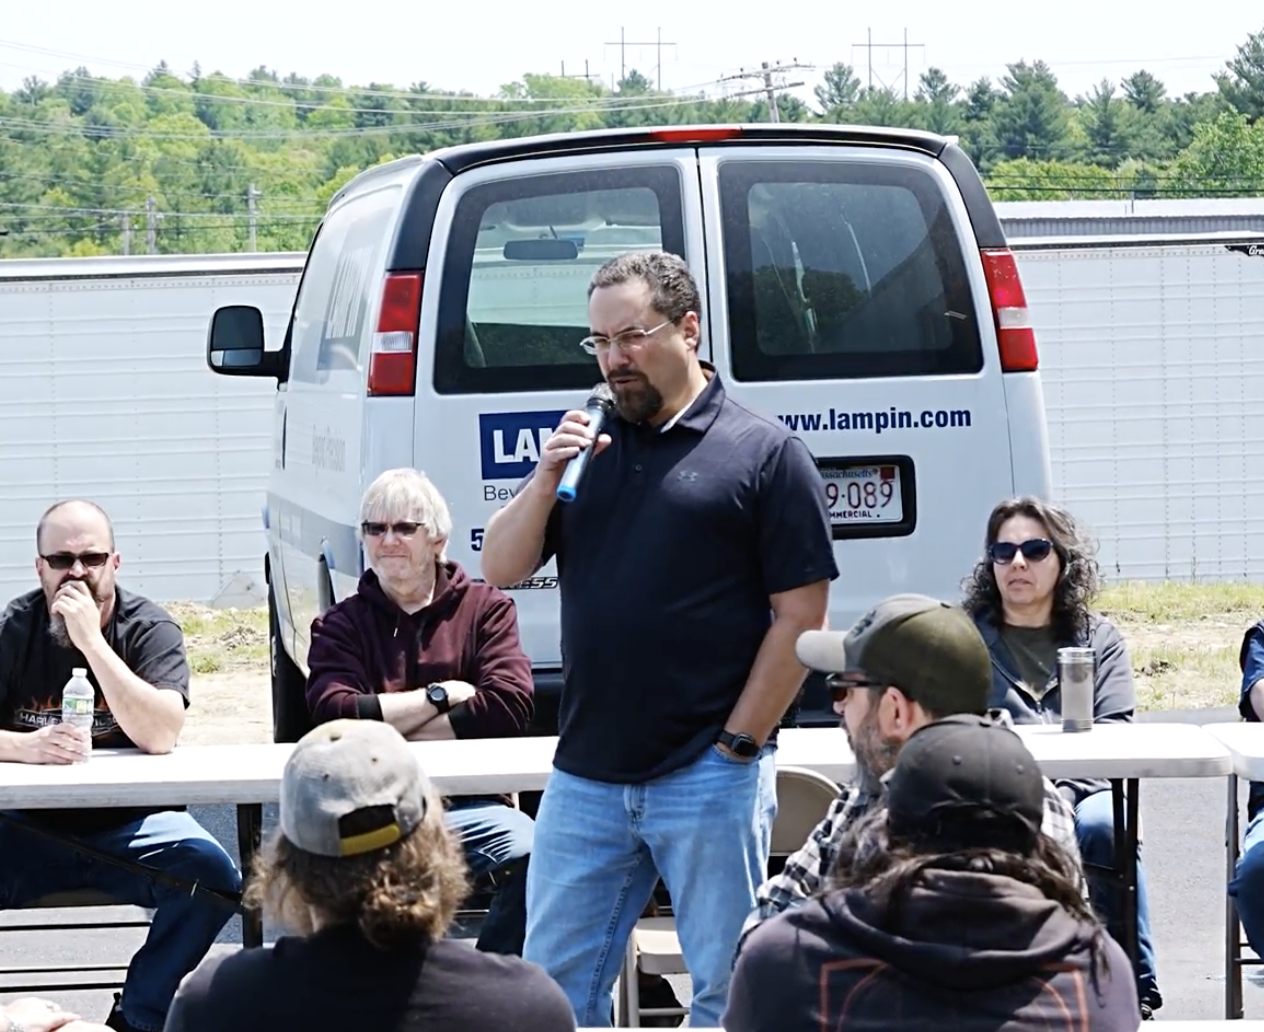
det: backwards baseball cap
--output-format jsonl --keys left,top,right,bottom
{"left": 795, "top": 593, "right": 991, "bottom": 716}
{"left": 280, "top": 719, "right": 430, "bottom": 858}
{"left": 886, "top": 713, "right": 1045, "bottom": 854}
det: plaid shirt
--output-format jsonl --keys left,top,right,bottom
{"left": 741, "top": 766, "right": 1081, "bottom": 948}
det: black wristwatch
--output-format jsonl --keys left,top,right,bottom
{"left": 426, "top": 683, "right": 451, "bottom": 714}
{"left": 717, "top": 730, "right": 760, "bottom": 759}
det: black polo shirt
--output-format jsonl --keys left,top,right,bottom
{"left": 527, "top": 368, "right": 838, "bottom": 784}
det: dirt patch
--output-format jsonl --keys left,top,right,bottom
{"left": 168, "top": 603, "right": 271, "bottom": 745}
{"left": 185, "top": 670, "right": 272, "bottom": 745}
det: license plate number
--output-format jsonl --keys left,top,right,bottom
{"left": 823, "top": 465, "right": 902, "bottom": 524}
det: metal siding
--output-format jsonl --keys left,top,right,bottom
{"left": 1019, "top": 243, "right": 1264, "bottom": 581}
{"left": 0, "top": 270, "right": 299, "bottom": 603}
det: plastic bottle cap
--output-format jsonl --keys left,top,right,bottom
{"left": 72, "top": 667, "right": 87, "bottom": 677}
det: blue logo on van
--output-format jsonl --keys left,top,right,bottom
{"left": 479, "top": 411, "right": 566, "bottom": 480}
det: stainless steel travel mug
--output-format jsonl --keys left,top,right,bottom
{"left": 1057, "top": 647, "right": 1095, "bottom": 732}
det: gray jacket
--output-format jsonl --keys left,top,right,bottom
{"left": 973, "top": 610, "right": 1137, "bottom": 808}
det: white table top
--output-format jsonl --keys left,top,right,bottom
{"left": 1201, "top": 721, "right": 1264, "bottom": 779}
{"left": 0, "top": 730, "right": 857, "bottom": 810}
{"left": 0, "top": 721, "right": 1229, "bottom": 811}
{"left": 1013, "top": 721, "right": 1232, "bottom": 779}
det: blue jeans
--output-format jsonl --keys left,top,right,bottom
{"left": 523, "top": 744, "right": 778, "bottom": 1028}
{"left": 1075, "top": 789, "right": 1160, "bottom": 1003}
{"left": 445, "top": 799, "right": 534, "bottom": 956}
{"left": 0, "top": 809, "right": 241, "bottom": 1032}
{"left": 1229, "top": 808, "right": 1264, "bottom": 958}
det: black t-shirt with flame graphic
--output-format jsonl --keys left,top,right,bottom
{"left": 0, "top": 586, "right": 191, "bottom": 835}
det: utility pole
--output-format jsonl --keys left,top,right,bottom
{"left": 604, "top": 27, "right": 678, "bottom": 90}
{"left": 247, "top": 183, "right": 261, "bottom": 253}
{"left": 120, "top": 212, "right": 132, "bottom": 256}
{"left": 851, "top": 28, "right": 926, "bottom": 99}
{"left": 720, "top": 59, "right": 813, "bottom": 123}
{"left": 145, "top": 195, "right": 158, "bottom": 255}
{"left": 560, "top": 59, "right": 596, "bottom": 83}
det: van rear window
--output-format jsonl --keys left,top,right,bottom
{"left": 717, "top": 160, "right": 983, "bottom": 381}
{"left": 434, "top": 166, "right": 687, "bottom": 394}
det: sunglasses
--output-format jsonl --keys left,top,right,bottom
{"left": 41, "top": 551, "right": 111, "bottom": 571}
{"left": 988, "top": 538, "right": 1054, "bottom": 565}
{"left": 361, "top": 521, "right": 422, "bottom": 538}
{"left": 825, "top": 673, "right": 883, "bottom": 703}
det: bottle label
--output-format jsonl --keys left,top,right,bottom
{"left": 62, "top": 696, "right": 94, "bottom": 719}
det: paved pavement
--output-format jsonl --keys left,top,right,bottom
{"left": 2, "top": 709, "right": 1262, "bottom": 1024}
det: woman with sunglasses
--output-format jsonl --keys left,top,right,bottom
{"left": 961, "top": 496, "right": 1161, "bottom": 1019}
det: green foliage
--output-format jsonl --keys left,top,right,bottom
{"left": 4, "top": 27, "right": 1264, "bottom": 259}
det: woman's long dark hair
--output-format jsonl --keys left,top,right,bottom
{"left": 961, "top": 496, "right": 1102, "bottom": 640}
{"left": 826, "top": 805, "right": 1109, "bottom": 974}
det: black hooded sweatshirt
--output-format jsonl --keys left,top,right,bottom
{"left": 724, "top": 869, "right": 1139, "bottom": 1032}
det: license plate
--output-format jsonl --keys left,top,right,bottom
{"left": 823, "top": 465, "right": 902, "bottom": 524}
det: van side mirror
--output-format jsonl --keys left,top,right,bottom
{"left": 207, "top": 305, "right": 287, "bottom": 380}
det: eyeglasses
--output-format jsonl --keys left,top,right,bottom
{"left": 361, "top": 521, "right": 423, "bottom": 538}
{"left": 988, "top": 538, "right": 1054, "bottom": 565}
{"left": 41, "top": 551, "right": 111, "bottom": 571}
{"left": 580, "top": 319, "right": 674, "bottom": 356}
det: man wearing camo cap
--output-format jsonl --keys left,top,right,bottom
{"left": 738, "top": 593, "right": 1084, "bottom": 951}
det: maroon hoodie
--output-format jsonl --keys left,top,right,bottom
{"left": 305, "top": 561, "right": 533, "bottom": 740}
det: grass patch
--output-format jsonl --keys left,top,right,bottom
{"left": 166, "top": 603, "right": 269, "bottom": 676}
{"left": 159, "top": 583, "right": 1264, "bottom": 713}
{"left": 1098, "top": 581, "right": 1264, "bottom": 712}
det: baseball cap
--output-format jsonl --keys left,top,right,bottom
{"left": 795, "top": 593, "right": 991, "bottom": 716}
{"left": 885, "top": 713, "right": 1045, "bottom": 853}
{"left": 280, "top": 719, "right": 430, "bottom": 858}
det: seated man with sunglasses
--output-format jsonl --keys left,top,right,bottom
{"left": 961, "top": 496, "right": 1161, "bottom": 1019}
{"left": 304, "top": 468, "right": 536, "bottom": 957}
{"left": 0, "top": 499, "right": 242, "bottom": 1032}
{"left": 740, "top": 594, "right": 1081, "bottom": 952}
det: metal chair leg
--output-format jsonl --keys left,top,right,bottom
{"left": 1228, "top": 773, "right": 1245, "bottom": 1019}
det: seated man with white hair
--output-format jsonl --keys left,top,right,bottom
{"left": 304, "top": 468, "right": 536, "bottom": 955}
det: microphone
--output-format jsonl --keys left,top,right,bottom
{"left": 556, "top": 382, "right": 615, "bottom": 503}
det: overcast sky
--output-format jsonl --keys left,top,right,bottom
{"left": 1, "top": 2, "right": 1260, "bottom": 105}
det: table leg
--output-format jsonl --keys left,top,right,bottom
{"left": 1227, "top": 773, "right": 1244, "bottom": 1020}
{"left": 1110, "top": 778, "right": 1140, "bottom": 973}
{"left": 236, "top": 802, "right": 264, "bottom": 948}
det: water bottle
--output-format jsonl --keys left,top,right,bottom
{"left": 61, "top": 667, "right": 95, "bottom": 760}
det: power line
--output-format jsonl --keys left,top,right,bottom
{"left": 603, "top": 27, "right": 678, "bottom": 90}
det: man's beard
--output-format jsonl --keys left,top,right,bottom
{"left": 848, "top": 707, "right": 901, "bottom": 797}
{"left": 48, "top": 614, "right": 74, "bottom": 649}
{"left": 610, "top": 373, "right": 663, "bottom": 424}
{"left": 45, "top": 578, "right": 107, "bottom": 650}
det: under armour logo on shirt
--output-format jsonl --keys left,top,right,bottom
{"left": 677, "top": 471, "right": 699, "bottom": 482}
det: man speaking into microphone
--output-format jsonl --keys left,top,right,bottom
{"left": 479, "top": 250, "right": 837, "bottom": 1027}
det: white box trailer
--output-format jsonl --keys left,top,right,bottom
{"left": 1013, "top": 232, "right": 1264, "bottom": 582}
{"left": 0, "top": 252, "right": 303, "bottom": 605}
{"left": 1, "top": 230, "right": 1261, "bottom": 606}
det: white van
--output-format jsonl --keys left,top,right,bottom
{"left": 206, "top": 123, "right": 1053, "bottom": 742}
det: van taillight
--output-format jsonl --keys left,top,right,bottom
{"left": 367, "top": 272, "right": 423, "bottom": 396}
{"left": 980, "top": 249, "right": 1038, "bottom": 372}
